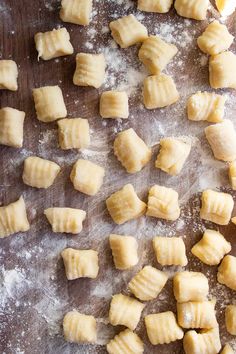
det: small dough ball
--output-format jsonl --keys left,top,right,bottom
{"left": 209, "top": 51, "right": 236, "bottom": 89}
{"left": 109, "top": 234, "right": 139, "bottom": 270}
{"left": 60, "top": 0, "right": 93, "bottom": 26}
{"left": 0, "top": 107, "right": 25, "bottom": 148}
{"left": 100, "top": 91, "right": 129, "bottom": 119}
{"left": 173, "top": 271, "right": 209, "bottom": 303}
{"left": 107, "top": 329, "right": 144, "bottom": 354}
{"left": 63, "top": 311, "right": 97, "bottom": 343}
{"left": 217, "top": 255, "right": 236, "bottom": 291}
{"left": 58, "top": 118, "right": 90, "bottom": 150}
{"left": 175, "top": 0, "right": 209, "bottom": 20}
{"left": 138, "top": 0, "right": 173, "bottom": 13}
{"left": 183, "top": 328, "right": 221, "bottom": 354}
{"left": 0, "top": 60, "right": 18, "bottom": 91}
{"left": 225, "top": 305, "right": 236, "bottom": 335}
{"left": 229, "top": 161, "right": 236, "bottom": 190}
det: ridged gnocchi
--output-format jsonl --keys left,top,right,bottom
{"left": 221, "top": 344, "right": 234, "bottom": 354}
{"left": 183, "top": 327, "right": 221, "bottom": 354}
{"left": 174, "top": 0, "right": 209, "bottom": 20}
{"left": 0, "top": 107, "right": 25, "bottom": 148}
{"left": 138, "top": 0, "right": 173, "bottom": 13}
{"left": 143, "top": 74, "right": 179, "bottom": 109}
{"left": 217, "top": 255, "right": 236, "bottom": 291}
{"left": 109, "top": 294, "right": 145, "bottom": 330}
{"left": 173, "top": 271, "right": 209, "bottom": 303}
{"left": 58, "top": 118, "right": 90, "bottom": 150}
{"left": 109, "top": 234, "right": 139, "bottom": 270}
{"left": 229, "top": 161, "right": 236, "bottom": 190}
{"left": 128, "top": 265, "right": 168, "bottom": 301}
{"left": 191, "top": 229, "right": 231, "bottom": 266}
{"left": 146, "top": 185, "right": 180, "bottom": 221}
{"left": 216, "top": 0, "right": 236, "bottom": 16}
{"left": 200, "top": 189, "right": 234, "bottom": 225}
{"left": 225, "top": 305, "right": 236, "bottom": 335}
{"left": 114, "top": 128, "right": 151, "bottom": 173}
{"left": 106, "top": 184, "right": 146, "bottom": 225}
{"left": 107, "top": 329, "right": 144, "bottom": 354}
{"left": 44, "top": 207, "right": 86, "bottom": 234}
{"left": 0, "top": 60, "right": 18, "bottom": 91}
{"left": 63, "top": 311, "right": 97, "bottom": 343}
{"left": 100, "top": 91, "right": 129, "bottom": 119}
{"left": 60, "top": 0, "right": 93, "bottom": 25}
{"left": 155, "top": 137, "right": 191, "bottom": 175}
{"left": 209, "top": 51, "right": 236, "bottom": 89}
{"left": 153, "top": 236, "right": 188, "bottom": 266}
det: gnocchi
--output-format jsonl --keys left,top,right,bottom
{"left": 107, "top": 329, "right": 144, "bottom": 354}
{"left": 100, "top": 91, "right": 129, "bottom": 119}
{"left": 113, "top": 128, "right": 151, "bottom": 173}
{"left": 137, "top": 0, "right": 173, "bottom": 13}
{"left": 209, "top": 51, "right": 236, "bottom": 89}
{"left": 44, "top": 207, "right": 86, "bottom": 234}
{"left": 217, "top": 255, "right": 236, "bottom": 291}
{"left": 173, "top": 271, "right": 209, "bottom": 303}
{"left": 0, "top": 60, "right": 18, "bottom": 91}
{"left": 225, "top": 305, "right": 236, "bottom": 335}
{"left": 63, "top": 311, "right": 97, "bottom": 343}
{"left": 60, "top": 0, "right": 93, "bottom": 25}
{"left": 109, "top": 234, "right": 139, "bottom": 270}
{"left": 174, "top": 0, "right": 209, "bottom": 20}
{"left": 153, "top": 236, "right": 188, "bottom": 266}
{"left": 183, "top": 328, "right": 221, "bottom": 354}
{"left": 0, "top": 107, "right": 25, "bottom": 148}
{"left": 58, "top": 118, "right": 90, "bottom": 150}
{"left": 229, "top": 161, "right": 236, "bottom": 190}
{"left": 221, "top": 344, "right": 234, "bottom": 354}
{"left": 215, "top": 0, "right": 236, "bottom": 16}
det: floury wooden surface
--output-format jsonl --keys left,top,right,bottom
{"left": 0, "top": 0, "right": 236, "bottom": 353}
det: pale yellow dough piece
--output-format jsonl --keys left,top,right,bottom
{"left": 0, "top": 196, "right": 30, "bottom": 238}
{"left": 0, "top": 107, "right": 25, "bottom": 148}
{"left": 70, "top": 159, "right": 105, "bottom": 196}
{"left": 183, "top": 328, "right": 221, "bottom": 354}
{"left": 177, "top": 300, "right": 218, "bottom": 329}
{"left": 197, "top": 20, "right": 234, "bottom": 55}
{"left": 217, "top": 255, "right": 236, "bottom": 290}
{"left": 138, "top": 0, "right": 173, "bottom": 13}
{"left": 215, "top": 0, "right": 236, "bottom": 16}
{"left": 146, "top": 185, "right": 180, "bottom": 221}
{"left": 145, "top": 311, "right": 184, "bottom": 345}
{"left": 60, "top": 0, "right": 93, "bottom": 25}
{"left": 187, "top": 91, "right": 226, "bottom": 123}
{"left": 58, "top": 118, "right": 90, "bottom": 150}
{"left": 153, "top": 236, "right": 187, "bottom": 266}
{"left": 114, "top": 128, "right": 151, "bottom": 173}
{"left": 106, "top": 184, "right": 146, "bottom": 225}
{"left": 155, "top": 137, "right": 191, "bottom": 175}
{"left": 33, "top": 86, "right": 67, "bottom": 122}
{"left": 209, "top": 51, "right": 236, "bottom": 89}
{"left": 225, "top": 305, "right": 236, "bottom": 335}
{"left": 107, "top": 329, "right": 144, "bottom": 354}
{"left": 128, "top": 265, "right": 168, "bottom": 301}
{"left": 221, "top": 344, "right": 234, "bottom": 354}
{"left": 100, "top": 91, "right": 129, "bottom": 119}
{"left": 109, "top": 294, "right": 145, "bottom": 330}
{"left": 0, "top": 60, "right": 18, "bottom": 91}
{"left": 61, "top": 248, "right": 99, "bottom": 280}
{"left": 109, "top": 14, "right": 148, "bottom": 48}
{"left": 22, "top": 156, "right": 60, "bottom": 189}
{"left": 139, "top": 35, "right": 178, "bottom": 74}
{"left": 232, "top": 216, "right": 236, "bottom": 224}
{"left": 175, "top": 0, "right": 209, "bottom": 20}
{"left": 109, "top": 234, "right": 139, "bottom": 270}
{"left": 73, "top": 53, "right": 106, "bottom": 88}
{"left": 63, "top": 311, "right": 96, "bottom": 343}
{"left": 35, "top": 27, "right": 73, "bottom": 60}
{"left": 191, "top": 229, "right": 231, "bottom": 265}
{"left": 200, "top": 189, "right": 234, "bottom": 225}
{"left": 143, "top": 74, "right": 179, "bottom": 109}
{"left": 173, "top": 271, "right": 209, "bottom": 303}
{"left": 44, "top": 207, "right": 86, "bottom": 234}
{"left": 229, "top": 161, "right": 236, "bottom": 190}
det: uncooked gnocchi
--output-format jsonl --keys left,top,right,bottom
{"left": 113, "top": 128, "right": 151, "bottom": 173}
{"left": 109, "top": 234, "right": 139, "bottom": 270}
{"left": 221, "top": 344, "right": 234, "bottom": 354}
{"left": 0, "top": 107, "right": 25, "bottom": 148}
{"left": 225, "top": 305, "right": 236, "bottom": 335}
{"left": 183, "top": 328, "right": 221, "bottom": 354}
{"left": 216, "top": 0, "right": 236, "bottom": 16}
{"left": 137, "top": 0, "right": 173, "bottom": 13}
{"left": 61, "top": 248, "right": 99, "bottom": 280}
{"left": 217, "top": 255, "right": 236, "bottom": 291}
{"left": 58, "top": 118, "right": 90, "bottom": 150}
{"left": 173, "top": 271, "right": 209, "bottom": 303}
{"left": 209, "top": 51, "right": 236, "bottom": 89}
{"left": 107, "top": 329, "right": 144, "bottom": 354}
{"left": 109, "top": 14, "right": 148, "bottom": 48}
{"left": 143, "top": 74, "right": 179, "bottom": 109}
{"left": 63, "top": 311, "right": 97, "bottom": 343}
{"left": 60, "top": 0, "right": 93, "bottom": 25}
{"left": 153, "top": 236, "right": 188, "bottom": 266}
{"left": 100, "top": 91, "right": 129, "bottom": 119}
{"left": 146, "top": 185, "right": 180, "bottom": 221}
{"left": 44, "top": 207, "right": 86, "bottom": 234}
{"left": 174, "top": 0, "right": 209, "bottom": 20}
{"left": 229, "top": 161, "right": 236, "bottom": 190}
{"left": 0, "top": 60, "right": 18, "bottom": 91}
{"left": 128, "top": 265, "right": 168, "bottom": 301}
{"left": 155, "top": 137, "right": 191, "bottom": 175}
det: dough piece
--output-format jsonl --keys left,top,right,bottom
{"left": 143, "top": 74, "right": 179, "bottom": 109}
{"left": 183, "top": 328, "right": 221, "bottom": 354}
{"left": 109, "top": 14, "right": 148, "bottom": 48}
{"left": 100, "top": 91, "right": 129, "bottom": 119}
{"left": 22, "top": 156, "right": 60, "bottom": 189}
{"left": 0, "top": 107, "right": 25, "bottom": 148}
{"left": 70, "top": 159, "right": 105, "bottom": 196}
{"left": 209, "top": 51, "right": 236, "bottom": 89}
{"left": 33, "top": 86, "right": 67, "bottom": 122}
{"left": 215, "top": 0, "right": 236, "bottom": 16}
{"left": 73, "top": 53, "right": 106, "bottom": 88}
{"left": 109, "top": 234, "right": 139, "bottom": 270}
{"left": 191, "top": 229, "right": 231, "bottom": 265}
{"left": 187, "top": 91, "right": 226, "bottom": 123}
{"left": 174, "top": 0, "right": 209, "bottom": 20}
{"left": 153, "top": 236, "right": 188, "bottom": 266}
{"left": 232, "top": 216, "right": 236, "bottom": 225}
{"left": 34, "top": 27, "right": 73, "bottom": 60}
{"left": 58, "top": 118, "right": 90, "bottom": 150}
{"left": 197, "top": 21, "right": 234, "bottom": 56}
{"left": 173, "top": 271, "right": 209, "bottom": 303}
{"left": 109, "top": 294, "right": 145, "bottom": 330}
{"left": 146, "top": 185, "right": 180, "bottom": 221}
{"left": 63, "top": 311, "right": 96, "bottom": 343}
{"left": 225, "top": 305, "right": 236, "bottom": 335}
{"left": 114, "top": 128, "right": 151, "bottom": 173}
{"left": 217, "top": 255, "right": 236, "bottom": 290}
{"left": 128, "top": 265, "right": 168, "bottom": 301}
{"left": 106, "top": 184, "right": 146, "bottom": 225}
{"left": 60, "top": 0, "right": 93, "bottom": 25}
{"left": 107, "top": 329, "right": 144, "bottom": 354}
{"left": 177, "top": 301, "right": 218, "bottom": 329}
{"left": 229, "top": 161, "right": 236, "bottom": 190}
{"left": 145, "top": 311, "right": 184, "bottom": 345}
{"left": 61, "top": 248, "right": 99, "bottom": 279}
{"left": 0, "top": 196, "right": 30, "bottom": 238}
{"left": 155, "top": 137, "right": 191, "bottom": 176}
{"left": 138, "top": 0, "right": 173, "bottom": 13}
{"left": 139, "top": 35, "right": 178, "bottom": 74}
{"left": 44, "top": 207, "right": 86, "bottom": 234}
{"left": 0, "top": 60, "right": 18, "bottom": 91}
{"left": 221, "top": 344, "right": 234, "bottom": 354}
{"left": 200, "top": 189, "right": 234, "bottom": 225}
{"left": 205, "top": 120, "right": 236, "bottom": 161}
